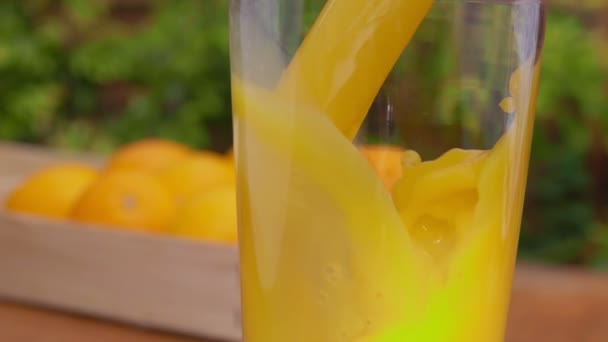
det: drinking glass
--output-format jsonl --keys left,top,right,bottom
{"left": 229, "top": 0, "right": 545, "bottom": 341}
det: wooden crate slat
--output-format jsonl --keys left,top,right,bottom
{"left": 0, "top": 212, "right": 242, "bottom": 341}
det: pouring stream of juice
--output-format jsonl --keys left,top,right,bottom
{"left": 234, "top": 0, "right": 541, "bottom": 340}
{"left": 277, "top": 0, "right": 435, "bottom": 140}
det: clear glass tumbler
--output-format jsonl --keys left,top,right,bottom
{"left": 229, "top": 0, "right": 545, "bottom": 341}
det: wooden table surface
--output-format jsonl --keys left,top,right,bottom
{"left": 0, "top": 301, "right": 205, "bottom": 342}
{"left": 1, "top": 264, "right": 608, "bottom": 342}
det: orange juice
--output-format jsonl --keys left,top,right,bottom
{"left": 230, "top": 0, "right": 544, "bottom": 340}
{"left": 233, "top": 59, "right": 539, "bottom": 341}
{"left": 278, "top": 0, "right": 435, "bottom": 140}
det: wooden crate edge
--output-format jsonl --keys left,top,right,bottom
{"left": 0, "top": 211, "right": 242, "bottom": 341}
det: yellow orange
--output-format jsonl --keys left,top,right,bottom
{"left": 360, "top": 144, "right": 409, "bottom": 190}
{"left": 170, "top": 184, "right": 238, "bottom": 244}
{"left": 106, "top": 138, "right": 193, "bottom": 174}
{"left": 71, "top": 169, "right": 176, "bottom": 232}
{"left": 158, "top": 152, "right": 235, "bottom": 204}
{"left": 5, "top": 164, "right": 99, "bottom": 219}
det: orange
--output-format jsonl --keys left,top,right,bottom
{"left": 359, "top": 144, "right": 410, "bottom": 190}
{"left": 158, "top": 152, "right": 235, "bottom": 204}
{"left": 106, "top": 138, "right": 193, "bottom": 174}
{"left": 170, "top": 184, "right": 238, "bottom": 244}
{"left": 71, "top": 169, "right": 176, "bottom": 232}
{"left": 5, "top": 164, "right": 99, "bottom": 219}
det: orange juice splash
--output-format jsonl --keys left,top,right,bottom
{"left": 233, "top": 0, "right": 543, "bottom": 340}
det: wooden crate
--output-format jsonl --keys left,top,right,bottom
{"left": 0, "top": 142, "right": 242, "bottom": 341}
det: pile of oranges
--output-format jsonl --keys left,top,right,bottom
{"left": 3, "top": 138, "right": 404, "bottom": 245}
{"left": 4, "top": 139, "right": 238, "bottom": 244}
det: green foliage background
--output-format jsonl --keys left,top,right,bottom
{"left": 0, "top": 0, "right": 230, "bottom": 152}
{"left": 1, "top": 0, "right": 607, "bottom": 268}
